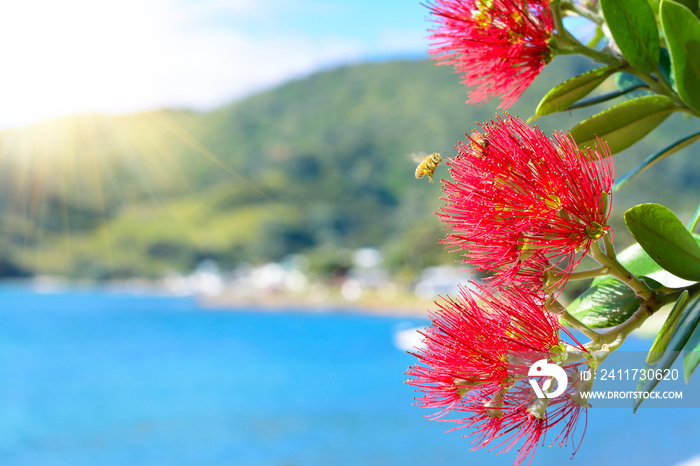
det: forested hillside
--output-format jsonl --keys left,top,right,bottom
{"left": 0, "top": 57, "right": 697, "bottom": 279}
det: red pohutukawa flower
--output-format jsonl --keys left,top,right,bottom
{"left": 426, "top": 0, "right": 554, "bottom": 108}
{"left": 440, "top": 114, "right": 614, "bottom": 291}
{"left": 406, "top": 284, "right": 589, "bottom": 465}
{"left": 407, "top": 289, "right": 512, "bottom": 417}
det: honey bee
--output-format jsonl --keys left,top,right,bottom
{"left": 469, "top": 130, "right": 490, "bottom": 159}
{"left": 413, "top": 152, "right": 442, "bottom": 182}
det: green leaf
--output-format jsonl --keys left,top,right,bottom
{"left": 535, "top": 66, "right": 619, "bottom": 116}
{"left": 614, "top": 73, "right": 652, "bottom": 100}
{"left": 647, "top": 290, "right": 690, "bottom": 363}
{"left": 613, "top": 131, "right": 700, "bottom": 191}
{"left": 566, "top": 278, "right": 641, "bottom": 328}
{"left": 682, "top": 321, "right": 700, "bottom": 382}
{"left": 687, "top": 200, "right": 700, "bottom": 232}
{"left": 661, "top": 0, "right": 700, "bottom": 112}
{"left": 659, "top": 47, "right": 675, "bottom": 88}
{"left": 568, "top": 83, "right": 650, "bottom": 110}
{"left": 648, "top": 0, "right": 661, "bottom": 17}
{"left": 634, "top": 296, "right": 700, "bottom": 412}
{"left": 625, "top": 203, "right": 700, "bottom": 281}
{"left": 569, "top": 95, "right": 675, "bottom": 154}
{"left": 600, "top": 0, "right": 660, "bottom": 72}
{"left": 592, "top": 243, "right": 664, "bottom": 286}
{"left": 591, "top": 234, "right": 700, "bottom": 288}
{"left": 670, "top": 0, "right": 699, "bottom": 13}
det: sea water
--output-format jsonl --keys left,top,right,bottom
{"left": 0, "top": 286, "right": 698, "bottom": 466}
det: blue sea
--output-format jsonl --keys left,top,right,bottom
{"left": 0, "top": 286, "right": 698, "bottom": 466}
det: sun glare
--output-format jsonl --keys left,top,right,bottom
{"left": 0, "top": 1, "right": 274, "bottom": 278}
{"left": 0, "top": 0, "right": 176, "bottom": 128}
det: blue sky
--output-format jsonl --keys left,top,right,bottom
{"left": 0, "top": 0, "right": 433, "bottom": 129}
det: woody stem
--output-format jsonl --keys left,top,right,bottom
{"left": 588, "top": 241, "right": 654, "bottom": 301}
{"left": 564, "top": 266, "right": 610, "bottom": 280}
{"left": 547, "top": 299, "right": 601, "bottom": 341}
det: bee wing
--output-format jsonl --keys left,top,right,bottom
{"left": 406, "top": 152, "right": 429, "bottom": 164}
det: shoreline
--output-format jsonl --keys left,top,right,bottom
{"left": 7, "top": 277, "right": 434, "bottom": 318}
{"left": 5, "top": 277, "right": 664, "bottom": 336}
{"left": 198, "top": 289, "right": 433, "bottom": 318}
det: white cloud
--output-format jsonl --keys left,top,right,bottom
{"left": 675, "top": 455, "right": 700, "bottom": 466}
{"left": 0, "top": 0, "right": 423, "bottom": 128}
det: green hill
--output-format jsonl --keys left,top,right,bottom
{"left": 0, "top": 57, "right": 698, "bottom": 279}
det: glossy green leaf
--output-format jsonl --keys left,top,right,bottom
{"left": 670, "top": 0, "right": 699, "bottom": 13}
{"left": 634, "top": 296, "right": 700, "bottom": 412}
{"left": 613, "top": 131, "right": 700, "bottom": 191}
{"left": 569, "top": 96, "right": 675, "bottom": 154}
{"left": 648, "top": 0, "right": 661, "bottom": 17}
{"left": 568, "top": 83, "right": 650, "bottom": 110}
{"left": 566, "top": 278, "right": 641, "bottom": 328}
{"left": 535, "top": 66, "right": 619, "bottom": 116}
{"left": 591, "top": 235, "right": 700, "bottom": 288}
{"left": 647, "top": 290, "right": 690, "bottom": 363}
{"left": 625, "top": 203, "right": 700, "bottom": 281}
{"left": 591, "top": 243, "right": 664, "bottom": 286}
{"left": 659, "top": 47, "right": 675, "bottom": 87}
{"left": 600, "top": 0, "right": 660, "bottom": 72}
{"left": 688, "top": 201, "right": 700, "bottom": 232}
{"left": 682, "top": 320, "right": 700, "bottom": 382}
{"left": 661, "top": 0, "right": 700, "bottom": 112}
{"left": 614, "top": 73, "right": 652, "bottom": 100}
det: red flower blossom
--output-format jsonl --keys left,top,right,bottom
{"left": 406, "top": 284, "right": 589, "bottom": 465}
{"left": 407, "top": 288, "right": 512, "bottom": 417}
{"left": 440, "top": 114, "right": 613, "bottom": 291}
{"left": 478, "top": 394, "right": 587, "bottom": 466}
{"left": 426, "top": 0, "right": 554, "bottom": 108}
